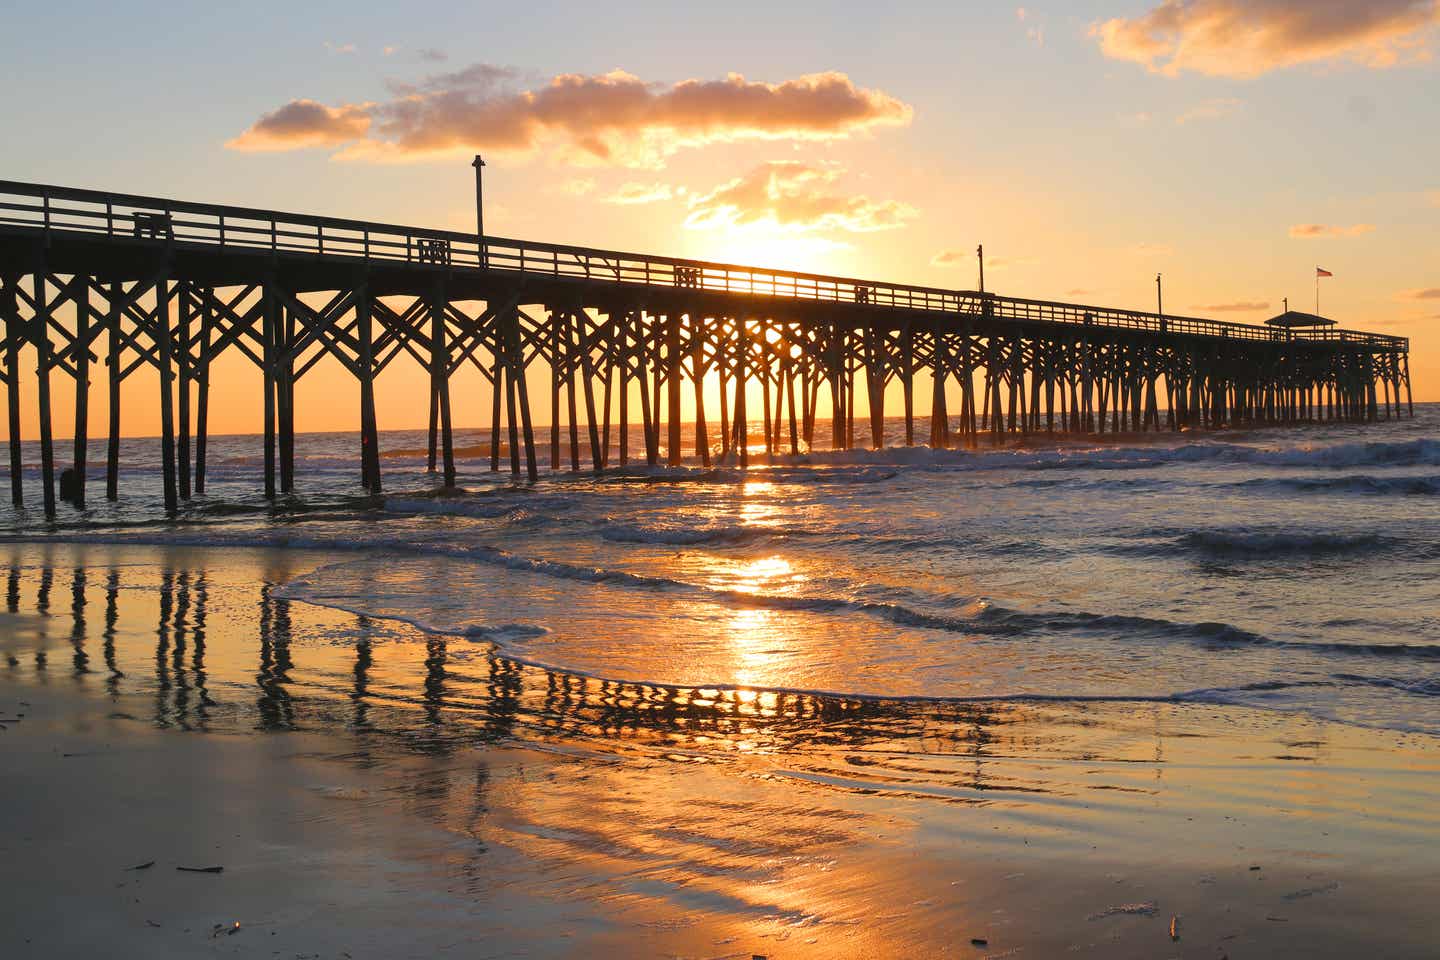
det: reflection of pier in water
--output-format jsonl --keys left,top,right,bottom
{"left": 1, "top": 555, "right": 1158, "bottom": 799}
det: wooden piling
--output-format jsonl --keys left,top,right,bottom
{"left": 260, "top": 281, "right": 276, "bottom": 500}
{"left": 666, "top": 313, "right": 682, "bottom": 467}
{"left": 277, "top": 298, "right": 295, "bottom": 494}
{"left": 692, "top": 315, "right": 710, "bottom": 466}
{"left": 155, "top": 276, "right": 179, "bottom": 512}
{"left": 357, "top": 283, "right": 381, "bottom": 493}
{"left": 73, "top": 278, "right": 90, "bottom": 508}
{"left": 508, "top": 309, "right": 539, "bottom": 481}
{"left": 4, "top": 273, "right": 24, "bottom": 507}
{"left": 105, "top": 280, "right": 121, "bottom": 501}
{"left": 176, "top": 282, "right": 192, "bottom": 499}
{"left": 194, "top": 288, "right": 211, "bottom": 494}
{"left": 431, "top": 284, "right": 456, "bottom": 487}
{"left": 34, "top": 271, "right": 57, "bottom": 518}
{"left": 576, "top": 309, "right": 603, "bottom": 473}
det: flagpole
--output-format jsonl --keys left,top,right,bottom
{"left": 1315, "top": 268, "right": 1319, "bottom": 316}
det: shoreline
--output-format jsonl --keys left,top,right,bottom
{"left": 0, "top": 536, "right": 1431, "bottom": 740}
{"left": 3, "top": 541, "right": 1440, "bottom": 957}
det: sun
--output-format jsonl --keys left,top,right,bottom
{"left": 696, "top": 228, "right": 853, "bottom": 278}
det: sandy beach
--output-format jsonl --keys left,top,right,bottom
{"left": 4, "top": 541, "right": 1439, "bottom": 958}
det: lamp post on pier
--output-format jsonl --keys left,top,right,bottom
{"left": 1156, "top": 273, "right": 1166, "bottom": 333}
{"left": 472, "top": 154, "right": 486, "bottom": 268}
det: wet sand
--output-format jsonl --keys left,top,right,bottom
{"left": 3, "top": 542, "right": 1440, "bottom": 958}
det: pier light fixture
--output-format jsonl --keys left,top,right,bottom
{"left": 472, "top": 154, "right": 486, "bottom": 267}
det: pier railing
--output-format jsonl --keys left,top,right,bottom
{"left": 0, "top": 179, "right": 1408, "bottom": 351}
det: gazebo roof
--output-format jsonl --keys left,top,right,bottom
{"left": 1265, "top": 310, "right": 1336, "bottom": 328}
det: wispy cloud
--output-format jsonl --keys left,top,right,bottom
{"left": 987, "top": 256, "right": 1038, "bottom": 270}
{"left": 1400, "top": 287, "right": 1440, "bottom": 299}
{"left": 1197, "top": 300, "right": 1271, "bottom": 312}
{"left": 417, "top": 48, "right": 447, "bottom": 63}
{"left": 1091, "top": 0, "right": 1439, "bottom": 78}
{"left": 1016, "top": 6, "right": 1045, "bottom": 46}
{"left": 323, "top": 41, "right": 357, "bottom": 55}
{"left": 1132, "top": 242, "right": 1173, "bottom": 256}
{"left": 557, "top": 177, "right": 596, "bottom": 197}
{"left": 1176, "top": 97, "right": 1243, "bottom": 124}
{"left": 686, "top": 162, "right": 915, "bottom": 233}
{"left": 604, "top": 182, "right": 678, "bottom": 205}
{"left": 1427, "top": 189, "right": 1440, "bottom": 207}
{"left": 1289, "top": 223, "right": 1376, "bottom": 238}
{"left": 228, "top": 66, "right": 914, "bottom": 167}
{"left": 932, "top": 250, "right": 1036, "bottom": 270}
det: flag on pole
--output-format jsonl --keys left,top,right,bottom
{"left": 1316, "top": 267, "right": 1333, "bottom": 278}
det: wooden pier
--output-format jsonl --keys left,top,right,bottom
{"left": 0, "top": 179, "right": 1413, "bottom": 516}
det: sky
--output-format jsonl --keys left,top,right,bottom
{"left": 1, "top": 0, "right": 1438, "bottom": 438}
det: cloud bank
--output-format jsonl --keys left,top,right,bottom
{"left": 229, "top": 67, "right": 913, "bottom": 167}
{"left": 1092, "top": 0, "right": 1439, "bottom": 78}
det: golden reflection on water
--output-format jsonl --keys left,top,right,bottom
{"left": 729, "top": 555, "right": 797, "bottom": 594}
{"left": 737, "top": 480, "right": 781, "bottom": 526}
{"left": 728, "top": 607, "right": 782, "bottom": 689}
{"left": 723, "top": 555, "right": 805, "bottom": 688}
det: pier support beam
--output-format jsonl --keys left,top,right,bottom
{"left": 430, "top": 284, "right": 455, "bottom": 487}
{"left": 357, "top": 284, "right": 381, "bottom": 493}
{"left": 260, "top": 280, "right": 276, "bottom": 501}
{"left": 3, "top": 273, "right": 23, "bottom": 507}
{"left": 34, "top": 270, "right": 57, "bottom": 518}
{"left": 72, "top": 279, "right": 90, "bottom": 508}
{"left": 105, "top": 281, "right": 121, "bottom": 502}
{"left": 155, "top": 275, "right": 179, "bottom": 513}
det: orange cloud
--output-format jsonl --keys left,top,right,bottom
{"left": 1401, "top": 287, "right": 1440, "bottom": 299}
{"left": 685, "top": 162, "right": 916, "bottom": 233}
{"left": 228, "top": 67, "right": 913, "bottom": 167}
{"left": 228, "top": 100, "right": 372, "bottom": 151}
{"left": 1289, "top": 223, "right": 1376, "bottom": 238}
{"left": 1092, "top": 0, "right": 1439, "bottom": 78}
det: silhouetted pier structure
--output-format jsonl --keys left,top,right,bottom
{"left": 0, "top": 179, "right": 1413, "bottom": 516}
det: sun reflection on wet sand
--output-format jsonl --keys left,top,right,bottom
{"left": 7, "top": 541, "right": 1440, "bottom": 957}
